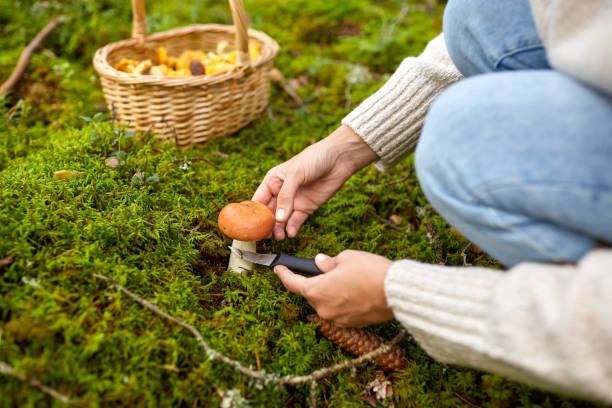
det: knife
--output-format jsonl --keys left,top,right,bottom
{"left": 228, "top": 246, "right": 322, "bottom": 275}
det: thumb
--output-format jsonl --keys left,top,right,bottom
{"left": 315, "top": 253, "right": 338, "bottom": 273}
{"left": 275, "top": 174, "right": 302, "bottom": 222}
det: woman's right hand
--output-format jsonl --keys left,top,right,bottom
{"left": 252, "top": 125, "right": 378, "bottom": 240}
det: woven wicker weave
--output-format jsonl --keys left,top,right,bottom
{"left": 93, "top": 0, "right": 279, "bottom": 147}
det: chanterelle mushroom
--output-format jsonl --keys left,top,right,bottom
{"left": 218, "top": 200, "right": 275, "bottom": 273}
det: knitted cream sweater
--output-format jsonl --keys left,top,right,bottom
{"left": 342, "top": 1, "right": 612, "bottom": 404}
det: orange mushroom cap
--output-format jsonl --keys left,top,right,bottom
{"left": 218, "top": 200, "right": 275, "bottom": 241}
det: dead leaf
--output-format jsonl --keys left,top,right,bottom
{"left": 449, "top": 227, "right": 464, "bottom": 239}
{"left": 53, "top": 170, "right": 84, "bottom": 180}
{"left": 363, "top": 375, "right": 393, "bottom": 405}
{"left": 106, "top": 157, "right": 119, "bottom": 167}
{"left": 336, "top": 21, "right": 363, "bottom": 37}
{"left": 389, "top": 214, "right": 403, "bottom": 226}
{"left": 269, "top": 68, "right": 284, "bottom": 82}
{"left": 163, "top": 364, "right": 179, "bottom": 373}
{"left": 287, "top": 75, "right": 308, "bottom": 92}
{"left": 0, "top": 255, "right": 14, "bottom": 270}
{"left": 471, "top": 244, "right": 483, "bottom": 254}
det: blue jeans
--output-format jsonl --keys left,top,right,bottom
{"left": 415, "top": 0, "right": 612, "bottom": 267}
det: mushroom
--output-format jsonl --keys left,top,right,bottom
{"left": 218, "top": 200, "right": 275, "bottom": 273}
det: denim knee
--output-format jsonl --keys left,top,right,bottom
{"left": 443, "top": 0, "right": 489, "bottom": 77}
{"left": 414, "top": 83, "right": 467, "bottom": 208}
{"left": 443, "top": 0, "right": 549, "bottom": 76}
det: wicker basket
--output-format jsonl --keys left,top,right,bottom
{"left": 93, "top": 0, "right": 279, "bottom": 147}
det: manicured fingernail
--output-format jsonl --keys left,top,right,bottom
{"left": 315, "top": 254, "right": 329, "bottom": 263}
{"left": 276, "top": 209, "right": 285, "bottom": 221}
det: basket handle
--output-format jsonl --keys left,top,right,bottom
{"left": 130, "top": 0, "right": 250, "bottom": 66}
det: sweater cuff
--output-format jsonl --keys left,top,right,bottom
{"left": 342, "top": 34, "right": 463, "bottom": 171}
{"left": 384, "top": 259, "right": 504, "bottom": 361}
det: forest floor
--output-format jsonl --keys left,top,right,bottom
{"left": 0, "top": 0, "right": 604, "bottom": 407}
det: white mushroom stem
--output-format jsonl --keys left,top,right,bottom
{"left": 228, "top": 239, "right": 255, "bottom": 273}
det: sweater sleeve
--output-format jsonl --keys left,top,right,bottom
{"left": 341, "top": 34, "right": 463, "bottom": 171}
{"left": 385, "top": 249, "right": 612, "bottom": 404}
{"left": 529, "top": 0, "right": 612, "bottom": 95}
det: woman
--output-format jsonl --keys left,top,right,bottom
{"left": 253, "top": 0, "right": 612, "bottom": 403}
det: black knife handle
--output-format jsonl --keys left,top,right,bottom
{"left": 271, "top": 253, "right": 322, "bottom": 276}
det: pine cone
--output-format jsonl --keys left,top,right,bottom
{"left": 308, "top": 315, "right": 407, "bottom": 371}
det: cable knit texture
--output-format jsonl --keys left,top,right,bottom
{"left": 342, "top": 34, "right": 463, "bottom": 171}
{"left": 385, "top": 250, "right": 612, "bottom": 403}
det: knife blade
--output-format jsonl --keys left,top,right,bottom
{"left": 228, "top": 246, "right": 322, "bottom": 275}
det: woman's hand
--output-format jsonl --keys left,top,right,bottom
{"left": 252, "top": 125, "right": 378, "bottom": 240}
{"left": 274, "top": 250, "right": 394, "bottom": 327}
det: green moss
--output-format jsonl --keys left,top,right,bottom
{"left": 0, "top": 1, "right": 604, "bottom": 407}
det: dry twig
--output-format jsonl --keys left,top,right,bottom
{"left": 387, "top": 174, "right": 411, "bottom": 185}
{"left": 54, "top": 242, "right": 89, "bottom": 259}
{"left": 0, "top": 361, "right": 75, "bottom": 405}
{"left": 91, "top": 179, "right": 107, "bottom": 210}
{"left": 105, "top": 190, "right": 133, "bottom": 197}
{"left": 173, "top": 157, "right": 218, "bottom": 168}
{"left": 460, "top": 243, "right": 472, "bottom": 266}
{"left": 270, "top": 68, "right": 312, "bottom": 114}
{"left": 0, "top": 18, "right": 63, "bottom": 96}
{"left": 212, "top": 151, "right": 229, "bottom": 159}
{"left": 370, "top": 212, "right": 401, "bottom": 231}
{"left": 92, "top": 273, "right": 407, "bottom": 391}
{"left": 310, "top": 381, "right": 318, "bottom": 408}
{"left": 454, "top": 391, "right": 481, "bottom": 408}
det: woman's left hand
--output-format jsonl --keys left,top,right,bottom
{"left": 274, "top": 250, "right": 394, "bottom": 327}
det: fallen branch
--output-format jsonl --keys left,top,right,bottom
{"left": 92, "top": 273, "right": 407, "bottom": 392}
{"left": 0, "top": 361, "right": 74, "bottom": 405}
{"left": 0, "top": 18, "right": 63, "bottom": 96}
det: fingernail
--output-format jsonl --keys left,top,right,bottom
{"left": 276, "top": 208, "right": 285, "bottom": 221}
{"left": 315, "top": 254, "right": 329, "bottom": 263}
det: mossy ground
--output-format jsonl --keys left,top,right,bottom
{"left": 0, "top": 1, "right": 605, "bottom": 407}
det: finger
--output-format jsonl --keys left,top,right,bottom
{"left": 286, "top": 211, "right": 309, "bottom": 238}
{"left": 252, "top": 170, "right": 283, "bottom": 204}
{"left": 264, "top": 197, "right": 278, "bottom": 239}
{"left": 275, "top": 171, "right": 303, "bottom": 223}
{"left": 273, "top": 221, "right": 286, "bottom": 240}
{"left": 314, "top": 253, "right": 338, "bottom": 273}
{"left": 266, "top": 196, "right": 278, "bottom": 214}
{"left": 252, "top": 181, "right": 273, "bottom": 205}
{"left": 274, "top": 265, "right": 309, "bottom": 296}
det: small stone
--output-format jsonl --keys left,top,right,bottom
{"left": 106, "top": 157, "right": 119, "bottom": 167}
